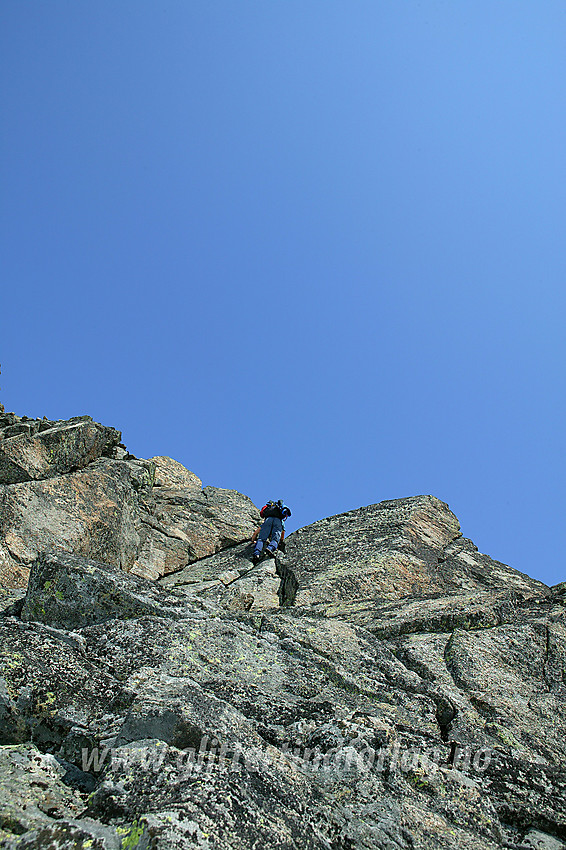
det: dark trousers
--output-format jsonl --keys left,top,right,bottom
{"left": 254, "top": 516, "right": 283, "bottom": 556}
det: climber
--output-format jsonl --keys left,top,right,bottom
{"left": 251, "top": 500, "right": 292, "bottom": 565}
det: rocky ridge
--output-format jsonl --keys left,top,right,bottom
{"left": 1, "top": 413, "right": 565, "bottom": 850}
{"left": 0, "top": 412, "right": 259, "bottom": 593}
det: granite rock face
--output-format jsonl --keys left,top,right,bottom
{"left": 131, "top": 458, "right": 260, "bottom": 581}
{"left": 0, "top": 413, "right": 260, "bottom": 589}
{"left": 1, "top": 411, "right": 565, "bottom": 850}
{"left": 281, "top": 495, "right": 546, "bottom": 612}
{"left": 0, "top": 415, "right": 121, "bottom": 485}
{"left": 20, "top": 551, "right": 188, "bottom": 629}
{"left": 159, "top": 540, "right": 282, "bottom": 611}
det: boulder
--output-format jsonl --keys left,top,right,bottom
{"left": 20, "top": 551, "right": 187, "bottom": 629}
{"left": 0, "top": 742, "right": 140, "bottom": 848}
{"left": 0, "top": 416, "right": 121, "bottom": 484}
{"left": 150, "top": 455, "right": 202, "bottom": 492}
{"left": 0, "top": 450, "right": 259, "bottom": 587}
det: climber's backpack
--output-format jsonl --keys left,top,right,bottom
{"left": 260, "top": 501, "right": 291, "bottom": 520}
{"left": 260, "top": 501, "right": 282, "bottom": 519}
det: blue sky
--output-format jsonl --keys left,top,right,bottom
{"left": 2, "top": 2, "right": 565, "bottom": 586}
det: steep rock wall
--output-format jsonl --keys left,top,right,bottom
{"left": 1, "top": 411, "right": 565, "bottom": 850}
{"left": 0, "top": 413, "right": 259, "bottom": 594}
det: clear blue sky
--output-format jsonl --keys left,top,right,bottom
{"left": 2, "top": 2, "right": 565, "bottom": 586}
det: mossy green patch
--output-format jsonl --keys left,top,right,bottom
{"left": 490, "top": 723, "right": 520, "bottom": 748}
{"left": 36, "top": 691, "right": 57, "bottom": 717}
{"left": 117, "top": 820, "right": 145, "bottom": 848}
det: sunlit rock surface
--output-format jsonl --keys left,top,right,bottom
{"left": 0, "top": 413, "right": 259, "bottom": 588}
{"left": 1, "top": 411, "right": 565, "bottom": 850}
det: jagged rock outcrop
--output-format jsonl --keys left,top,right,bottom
{"left": 0, "top": 413, "right": 260, "bottom": 591}
{"left": 0, "top": 415, "right": 121, "bottom": 485}
{"left": 20, "top": 551, "right": 189, "bottom": 629}
{"left": 133, "top": 458, "right": 260, "bottom": 581}
{"left": 281, "top": 495, "right": 547, "bottom": 612}
{"left": 160, "top": 541, "right": 282, "bottom": 611}
{"left": 1, "top": 412, "right": 565, "bottom": 850}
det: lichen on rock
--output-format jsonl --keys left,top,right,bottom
{"left": 1, "top": 410, "right": 565, "bottom": 850}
